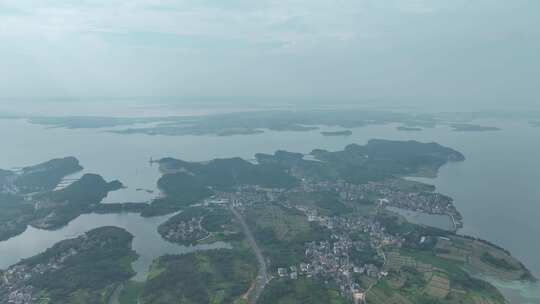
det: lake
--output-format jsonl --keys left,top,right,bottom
{"left": 385, "top": 206, "right": 455, "bottom": 231}
{"left": 0, "top": 117, "right": 539, "bottom": 302}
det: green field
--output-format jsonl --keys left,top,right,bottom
{"left": 259, "top": 278, "right": 349, "bottom": 304}
{"left": 245, "top": 203, "right": 330, "bottom": 267}
{"left": 139, "top": 248, "right": 257, "bottom": 304}
{"left": 367, "top": 248, "right": 508, "bottom": 304}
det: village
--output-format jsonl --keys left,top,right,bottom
{"left": 0, "top": 241, "right": 81, "bottom": 304}
{"left": 200, "top": 171, "right": 461, "bottom": 304}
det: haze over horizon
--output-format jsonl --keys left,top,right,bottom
{"left": 2, "top": 3, "right": 540, "bottom": 303}
{"left": 1, "top": 0, "right": 539, "bottom": 110}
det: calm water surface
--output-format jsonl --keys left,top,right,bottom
{"left": 0, "top": 118, "right": 539, "bottom": 301}
{"left": 0, "top": 212, "right": 229, "bottom": 281}
{"left": 386, "top": 206, "right": 455, "bottom": 231}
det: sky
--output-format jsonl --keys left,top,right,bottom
{"left": 1, "top": 0, "right": 539, "bottom": 109}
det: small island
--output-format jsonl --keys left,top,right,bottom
{"left": 397, "top": 126, "right": 423, "bottom": 132}
{"left": 321, "top": 130, "right": 353, "bottom": 136}
{"left": 450, "top": 123, "right": 501, "bottom": 132}
{"left": 157, "top": 207, "right": 242, "bottom": 245}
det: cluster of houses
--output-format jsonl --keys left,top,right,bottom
{"left": 0, "top": 242, "right": 81, "bottom": 304}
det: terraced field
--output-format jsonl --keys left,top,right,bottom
{"left": 365, "top": 248, "right": 508, "bottom": 304}
{"left": 435, "top": 236, "right": 531, "bottom": 281}
{"left": 423, "top": 272, "right": 450, "bottom": 298}
{"left": 366, "top": 283, "right": 413, "bottom": 304}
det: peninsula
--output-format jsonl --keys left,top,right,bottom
{"left": 0, "top": 158, "right": 123, "bottom": 240}
{"left": 132, "top": 139, "right": 531, "bottom": 304}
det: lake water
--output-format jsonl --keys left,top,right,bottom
{"left": 0, "top": 117, "right": 539, "bottom": 301}
{"left": 0, "top": 211, "right": 230, "bottom": 281}
{"left": 385, "top": 206, "right": 455, "bottom": 231}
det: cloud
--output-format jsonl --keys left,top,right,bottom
{"left": 1, "top": 0, "right": 539, "bottom": 107}
{"left": 0, "top": 0, "right": 381, "bottom": 46}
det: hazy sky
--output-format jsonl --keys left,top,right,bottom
{"left": 1, "top": 0, "right": 539, "bottom": 108}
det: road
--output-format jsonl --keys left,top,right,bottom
{"left": 229, "top": 205, "right": 269, "bottom": 304}
{"left": 363, "top": 248, "right": 387, "bottom": 304}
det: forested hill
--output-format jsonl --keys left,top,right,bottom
{"left": 0, "top": 226, "right": 137, "bottom": 304}
{"left": 0, "top": 157, "right": 83, "bottom": 194}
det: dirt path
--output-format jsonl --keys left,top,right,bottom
{"left": 108, "top": 283, "right": 123, "bottom": 304}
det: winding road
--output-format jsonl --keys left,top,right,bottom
{"left": 229, "top": 205, "right": 269, "bottom": 304}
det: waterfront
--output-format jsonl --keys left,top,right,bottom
{"left": 0, "top": 116, "right": 539, "bottom": 302}
{"left": 385, "top": 206, "right": 455, "bottom": 231}
{"left": 0, "top": 212, "right": 230, "bottom": 281}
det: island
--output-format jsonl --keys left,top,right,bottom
{"left": 109, "top": 111, "right": 439, "bottom": 136}
{"left": 450, "top": 123, "right": 501, "bottom": 132}
{"left": 24, "top": 110, "right": 442, "bottom": 137}
{"left": 27, "top": 116, "right": 171, "bottom": 129}
{"left": 157, "top": 206, "right": 242, "bottom": 245}
{"left": 0, "top": 226, "right": 137, "bottom": 304}
{"left": 321, "top": 130, "right": 353, "bottom": 136}
{"left": 20, "top": 111, "right": 530, "bottom": 138}
{"left": 397, "top": 126, "right": 423, "bottom": 132}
